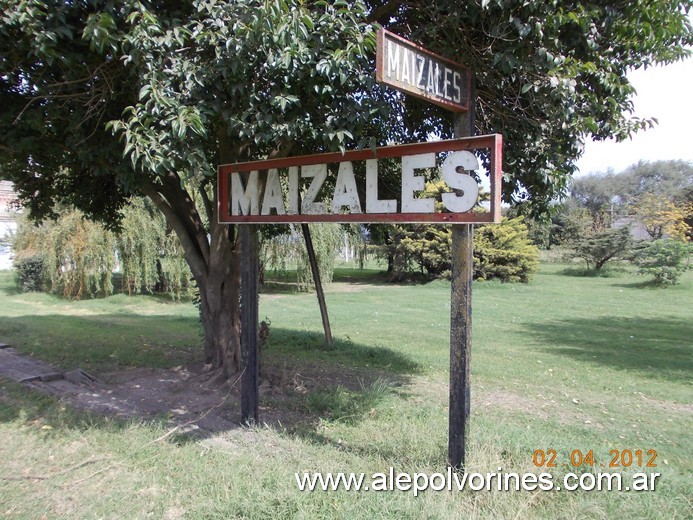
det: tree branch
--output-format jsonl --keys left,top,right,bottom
{"left": 199, "top": 182, "right": 214, "bottom": 227}
{"left": 140, "top": 180, "right": 209, "bottom": 283}
{"left": 367, "top": 1, "right": 405, "bottom": 23}
{"left": 157, "top": 171, "right": 211, "bottom": 266}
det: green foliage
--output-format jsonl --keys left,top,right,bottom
{"left": 297, "top": 224, "right": 343, "bottom": 290}
{"left": 12, "top": 201, "right": 192, "bottom": 299}
{"left": 569, "top": 173, "right": 618, "bottom": 231}
{"left": 2, "top": 0, "right": 691, "bottom": 370}
{"left": 262, "top": 223, "right": 344, "bottom": 291}
{"left": 41, "top": 210, "right": 117, "bottom": 299}
{"left": 3, "top": 1, "right": 691, "bottom": 222}
{"left": 474, "top": 217, "right": 540, "bottom": 283}
{"left": 261, "top": 228, "right": 299, "bottom": 281}
{"left": 629, "top": 193, "right": 692, "bottom": 241}
{"left": 385, "top": 2, "right": 692, "bottom": 214}
{"left": 568, "top": 160, "right": 693, "bottom": 232}
{"left": 507, "top": 200, "right": 592, "bottom": 249}
{"left": 1, "top": 0, "right": 397, "bottom": 369}
{"left": 567, "top": 226, "right": 632, "bottom": 271}
{"left": 118, "top": 198, "right": 192, "bottom": 299}
{"left": 157, "top": 231, "right": 193, "bottom": 299}
{"left": 117, "top": 199, "right": 162, "bottom": 294}
{"left": 633, "top": 239, "right": 691, "bottom": 285}
{"left": 548, "top": 203, "right": 595, "bottom": 246}
{"left": 386, "top": 225, "right": 452, "bottom": 280}
{"left": 105, "top": 0, "right": 387, "bottom": 183}
{"left": 385, "top": 217, "right": 539, "bottom": 283}
{"left": 13, "top": 255, "right": 45, "bottom": 292}
{"left": 556, "top": 161, "right": 693, "bottom": 262}
{"left": 613, "top": 160, "right": 693, "bottom": 206}
{"left": 342, "top": 224, "right": 368, "bottom": 269}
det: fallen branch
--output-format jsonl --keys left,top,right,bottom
{"left": 1, "top": 456, "right": 107, "bottom": 482}
{"left": 62, "top": 464, "right": 119, "bottom": 488}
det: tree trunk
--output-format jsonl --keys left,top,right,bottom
{"left": 198, "top": 234, "right": 242, "bottom": 376}
{"left": 140, "top": 175, "right": 244, "bottom": 379}
{"left": 385, "top": 231, "right": 395, "bottom": 273}
{"left": 138, "top": 137, "right": 291, "bottom": 380}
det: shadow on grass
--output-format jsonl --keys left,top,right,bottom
{"left": 610, "top": 280, "right": 665, "bottom": 289}
{"left": 266, "top": 329, "right": 420, "bottom": 375}
{"left": 0, "top": 313, "right": 201, "bottom": 373}
{"left": 0, "top": 316, "right": 419, "bottom": 450}
{"left": 0, "top": 285, "right": 24, "bottom": 297}
{"left": 0, "top": 377, "right": 146, "bottom": 433}
{"left": 262, "top": 267, "right": 435, "bottom": 289}
{"left": 255, "top": 328, "right": 419, "bottom": 454}
{"left": 522, "top": 316, "right": 691, "bottom": 384}
{"left": 332, "top": 267, "right": 392, "bottom": 285}
{"left": 260, "top": 268, "right": 392, "bottom": 294}
{"left": 2, "top": 312, "right": 420, "bottom": 374}
{"left": 559, "top": 267, "right": 627, "bottom": 278}
{"left": 0, "top": 270, "right": 24, "bottom": 297}
{"left": 260, "top": 279, "right": 304, "bottom": 295}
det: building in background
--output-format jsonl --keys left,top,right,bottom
{"left": 0, "top": 181, "right": 19, "bottom": 269}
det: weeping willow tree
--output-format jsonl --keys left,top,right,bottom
{"left": 118, "top": 198, "right": 191, "bottom": 300}
{"left": 12, "top": 209, "right": 117, "bottom": 299}
{"left": 262, "top": 224, "right": 346, "bottom": 291}
{"left": 340, "top": 224, "right": 368, "bottom": 268}
{"left": 13, "top": 199, "right": 193, "bottom": 299}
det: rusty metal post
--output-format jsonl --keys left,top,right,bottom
{"left": 240, "top": 224, "right": 259, "bottom": 424}
{"left": 448, "top": 76, "right": 476, "bottom": 469}
{"left": 301, "top": 223, "right": 334, "bottom": 346}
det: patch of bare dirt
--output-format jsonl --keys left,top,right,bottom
{"left": 31, "top": 363, "right": 240, "bottom": 434}
{"left": 637, "top": 394, "right": 693, "bottom": 414}
{"left": 477, "top": 390, "right": 552, "bottom": 421}
{"left": 1, "top": 346, "right": 408, "bottom": 438}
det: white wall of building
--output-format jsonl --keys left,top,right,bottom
{"left": 0, "top": 181, "right": 19, "bottom": 270}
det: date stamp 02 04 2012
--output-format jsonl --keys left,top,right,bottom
{"left": 532, "top": 448, "right": 658, "bottom": 469}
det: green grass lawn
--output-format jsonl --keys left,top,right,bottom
{"left": 0, "top": 263, "right": 691, "bottom": 519}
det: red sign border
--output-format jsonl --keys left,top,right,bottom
{"left": 375, "top": 29, "right": 472, "bottom": 113}
{"left": 217, "top": 134, "right": 502, "bottom": 224}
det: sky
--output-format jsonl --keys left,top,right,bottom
{"left": 575, "top": 58, "right": 693, "bottom": 176}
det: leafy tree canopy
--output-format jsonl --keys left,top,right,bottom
{"left": 571, "top": 160, "right": 693, "bottom": 213}
{"left": 1, "top": 1, "right": 690, "bottom": 219}
{"left": 568, "top": 225, "right": 632, "bottom": 271}
{"left": 370, "top": 0, "right": 692, "bottom": 212}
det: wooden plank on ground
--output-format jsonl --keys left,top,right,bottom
{"left": 0, "top": 348, "right": 64, "bottom": 383}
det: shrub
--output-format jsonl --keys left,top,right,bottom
{"left": 12, "top": 200, "right": 194, "bottom": 300}
{"left": 567, "top": 226, "right": 632, "bottom": 271}
{"left": 633, "top": 239, "right": 691, "bottom": 285}
{"left": 118, "top": 198, "right": 193, "bottom": 299}
{"left": 386, "top": 224, "right": 452, "bottom": 280}
{"left": 42, "top": 210, "right": 117, "bottom": 299}
{"left": 13, "top": 255, "right": 46, "bottom": 292}
{"left": 296, "top": 223, "right": 342, "bottom": 289}
{"left": 474, "top": 217, "right": 540, "bottom": 283}
{"left": 385, "top": 217, "right": 539, "bottom": 283}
